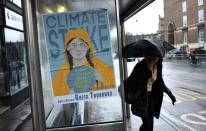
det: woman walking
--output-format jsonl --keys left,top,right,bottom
{"left": 126, "top": 56, "right": 176, "bottom": 131}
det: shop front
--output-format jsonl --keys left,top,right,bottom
{"left": 0, "top": 0, "right": 29, "bottom": 108}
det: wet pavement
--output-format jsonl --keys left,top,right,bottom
{"left": 12, "top": 83, "right": 179, "bottom": 131}
{"left": 15, "top": 96, "right": 178, "bottom": 131}
{"left": 87, "top": 97, "right": 122, "bottom": 123}
{"left": 0, "top": 99, "right": 31, "bottom": 131}
{"left": 127, "top": 113, "right": 177, "bottom": 131}
{"left": 86, "top": 94, "right": 177, "bottom": 131}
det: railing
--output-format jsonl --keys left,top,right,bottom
{"left": 165, "top": 54, "right": 206, "bottom": 65}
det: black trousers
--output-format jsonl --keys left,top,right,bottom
{"left": 139, "top": 92, "right": 154, "bottom": 131}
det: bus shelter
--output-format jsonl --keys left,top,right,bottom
{"left": 23, "top": 0, "right": 154, "bottom": 131}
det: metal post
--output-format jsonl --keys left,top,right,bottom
{"left": 115, "top": 0, "right": 128, "bottom": 130}
{"left": 23, "top": 0, "right": 45, "bottom": 131}
{"left": 120, "top": 23, "right": 130, "bottom": 119}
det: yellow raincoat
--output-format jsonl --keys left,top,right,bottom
{"left": 52, "top": 29, "right": 115, "bottom": 96}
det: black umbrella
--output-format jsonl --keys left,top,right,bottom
{"left": 122, "top": 39, "right": 174, "bottom": 58}
{"left": 153, "top": 39, "right": 175, "bottom": 54}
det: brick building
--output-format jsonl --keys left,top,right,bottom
{"left": 164, "top": 0, "right": 206, "bottom": 51}
{"left": 157, "top": 15, "right": 165, "bottom": 40}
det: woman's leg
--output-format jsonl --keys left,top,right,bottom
{"left": 139, "top": 113, "right": 154, "bottom": 131}
{"left": 139, "top": 92, "right": 154, "bottom": 131}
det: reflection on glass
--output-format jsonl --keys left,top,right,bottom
{"left": 4, "top": 28, "right": 28, "bottom": 95}
{"left": 36, "top": 0, "right": 122, "bottom": 129}
{"left": 0, "top": 44, "right": 7, "bottom": 95}
{"left": 8, "top": 0, "right": 22, "bottom": 8}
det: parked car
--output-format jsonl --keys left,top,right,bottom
{"left": 166, "top": 49, "right": 187, "bottom": 59}
{"left": 196, "top": 49, "right": 206, "bottom": 55}
{"left": 194, "top": 48, "right": 206, "bottom": 62}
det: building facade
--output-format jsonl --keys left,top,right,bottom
{"left": 164, "top": 0, "right": 206, "bottom": 51}
{"left": 157, "top": 15, "right": 165, "bottom": 40}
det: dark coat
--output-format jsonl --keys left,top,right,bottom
{"left": 127, "top": 58, "right": 174, "bottom": 119}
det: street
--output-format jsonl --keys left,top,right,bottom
{"left": 127, "top": 60, "right": 206, "bottom": 131}
{"left": 162, "top": 61, "right": 206, "bottom": 131}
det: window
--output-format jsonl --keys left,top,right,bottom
{"left": 183, "top": 15, "right": 187, "bottom": 26}
{"left": 198, "top": 28, "right": 204, "bottom": 43}
{"left": 182, "top": 1, "right": 187, "bottom": 12}
{"left": 183, "top": 31, "right": 187, "bottom": 43}
{"left": 198, "top": 10, "right": 204, "bottom": 23}
{"left": 4, "top": 28, "right": 29, "bottom": 95}
{"left": 198, "top": 0, "right": 203, "bottom": 6}
{"left": 8, "top": 0, "right": 22, "bottom": 7}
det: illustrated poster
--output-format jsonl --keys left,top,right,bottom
{"left": 42, "top": 9, "right": 117, "bottom": 104}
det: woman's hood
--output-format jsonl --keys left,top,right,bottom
{"left": 64, "top": 29, "right": 95, "bottom": 65}
{"left": 64, "top": 29, "right": 94, "bottom": 53}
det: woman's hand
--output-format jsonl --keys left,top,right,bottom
{"left": 162, "top": 83, "right": 176, "bottom": 105}
{"left": 170, "top": 94, "right": 176, "bottom": 105}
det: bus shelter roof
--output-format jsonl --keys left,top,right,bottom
{"left": 119, "top": 0, "right": 154, "bottom": 23}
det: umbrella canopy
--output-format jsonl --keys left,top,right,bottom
{"left": 153, "top": 39, "right": 175, "bottom": 54}
{"left": 122, "top": 39, "right": 175, "bottom": 58}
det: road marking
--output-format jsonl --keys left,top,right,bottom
{"left": 164, "top": 88, "right": 206, "bottom": 103}
{"left": 199, "top": 111, "right": 206, "bottom": 114}
{"left": 161, "top": 108, "right": 197, "bottom": 131}
{"left": 181, "top": 111, "right": 206, "bottom": 126}
{"left": 178, "top": 89, "right": 206, "bottom": 99}
{"left": 165, "top": 79, "right": 204, "bottom": 90}
{"left": 163, "top": 68, "right": 206, "bottom": 81}
{"left": 176, "top": 93, "right": 197, "bottom": 101}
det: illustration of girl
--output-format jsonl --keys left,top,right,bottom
{"left": 52, "top": 29, "right": 115, "bottom": 96}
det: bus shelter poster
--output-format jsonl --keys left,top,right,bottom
{"left": 42, "top": 9, "right": 117, "bottom": 104}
